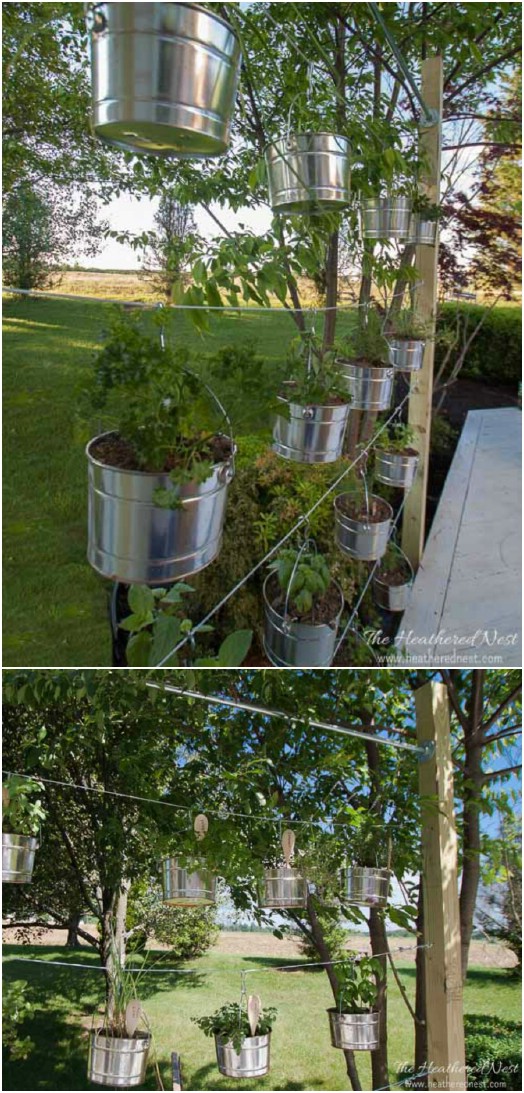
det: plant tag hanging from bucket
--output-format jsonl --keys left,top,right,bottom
{"left": 125, "top": 999, "right": 142, "bottom": 1037}
{"left": 247, "top": 994, "right": 262, "bottom": 1037}
{"left": 281, "top": 828, "right": 295, "bottom": 866}
{"left": 194, "top": 814, "right": 209, "bottom": 841}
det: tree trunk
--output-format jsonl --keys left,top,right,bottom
{"left": 65, "top": 910, "right": 82, "bottom": 949}
{"left": 323, "top": 229, "right": 340, "bottom": 351}
{"left": 100, "top": 880, "right": 131, "bottom": 1012}
{"left": 368, "top": 908, "right": 389, "bottom": 1089}
{"left": 459, "top": 672, "right": 485, "bottom": 981}
{"left": 414, "top": 881, "right": 428, "bottom": 1085}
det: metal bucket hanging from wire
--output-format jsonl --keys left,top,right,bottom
{"left": 338, "top": 361, "right": 394, "bottom": 411}
{"left": 328, "top": 1010, "right": 380, "bottom": 1051}
{"left": 215, "top": 1034, "right": 271, "bottom": 1079}
{"left": 375, "top": 449, "right": 419, "bottom": 490}
{"left": 262, "top": 865, "right": 308, "bottom": 909}
{"left": 161, "top": 857, "right": 216, "bottom": 906}
{"left": 266, "top": 132, "right": 351, "bottom": 213}
{"left": 2, "top": 834, "right": 38, "bottom": 884}
{"left": 88, "top": 1030, "right": 151, "bottom": 1088}
{"left": 340, "top": 866, "right": 391, "bottom": 907}
{"left": 387, "top": 338, "right": 425, "bottom": 372}
{"left": 334, "top": 494, "right": 393, "bottom": 562}
{"left": 362, "top": 195, "right": 412, "bottom": 241}
{"left": 272, "top": 398, "right": 350, "bottom": 464}
{"left": 87, "top": 3, "right": 241, "bottom": 157}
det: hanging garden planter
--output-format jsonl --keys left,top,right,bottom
{"left": 328, "top": 1010, "right": 380, "bottom": 1051}
{"left": 262, "top": 865, "right": 308, "bottom": 909}
{"left": 387, "top": 338, "right": 425, "bottom": 372}
{"left": 88, "top": 1030, "right": 151, "bottom": 1088}
{"left": 334, "top": 494, "right": 393, "bottom": 562}
{"left": 194, "top": 999, "right": 276, "bottom": 1080}
{"left": 87, "top": 2, "right": 241, "bottom": 157}
{"left": 266, "top": 132, "right": 351, "bottom": 214}
{"left": 373, "top": 554, "right": 413, "bottom": 613}
{"left": 409, "top": 214, "right": 438, "bottom": 246}
{"left": 340, "top": 866, "right": 391, "bottom": 907}
{"left": 161, "top": 857, "right": 216, "bottom": 906}
{"left": 375, "top": 448, "right": 419, "bottom": 490}
{"left": 362, "top": 195, "right": 412, "bottom": 241}
{"left": 263, "top": 573, "right": 344, "bottom": 668}
{"left": 215, "top": 1034, "right": 271, "bottom": 1079}
{"left": 272, "top": 398, "right": 350, "bottom": 464}
{"left": 338, "top": 361, "right": 394, "bottom": 411}
{"left": 2, "top": 834, "right": 38, "bottom": 884}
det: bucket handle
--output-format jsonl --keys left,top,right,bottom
{"left": 285, "top": 64, "right": 314, "bottom": 141}
{"left": 282, "top": 537, "right": 317, "bottom": 627}
{"left": 184, "top": 369, "right": 236, "bottom": 483}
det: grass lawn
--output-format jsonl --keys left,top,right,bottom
{"left": 4, "top": 295, "right": 359, "bottom": 667}
{"left": 3, "top": 944, "right": 521, "bottom": 1091}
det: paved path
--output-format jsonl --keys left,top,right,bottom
{"left": 395, "top": 408, "right": 521, "bottom": 667}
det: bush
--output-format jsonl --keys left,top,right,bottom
{"left": 464, "top": 1013, "right": 522, "bottom": 1090}
{"left": 127, "top": 882, "right": 219, "bottom": 960}
{"left": 436, "top": 304, "right": 522, "bottom": 387}
{"left": 296, "top": 906, "right": 348, "bottom": 965}
{"left": 2, "top": 981, "right": 35, "bottom": 1061}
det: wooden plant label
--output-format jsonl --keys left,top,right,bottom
{"left": 194, "top": 814, "right": 209, "bottom": 841}
{"left": 281, "top": 828, "right": 295, "bottom": 866}
{"left": 2, "top": 787, "right": 10, "bottom": 808}
{"left": 125, "top": 999, "right": 142, "bottom": 1037}
{"left": 247, "top": 994, "right": 262, "bottom": 1038}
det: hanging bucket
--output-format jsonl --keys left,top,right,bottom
{"left": 375, "top": 450, "right": 419, "bottom": 490}
{"left": 266, "top": 132, "right": 351, "bottom": 213}
{"left": 373, "top": 567, "right": 413, "bottom": 613}
{"left": 262, "top": 865, "right": 308, "bottom": 909}
{"left": 87, "top": 3, "right": 241, "bottom": 157}
{"left": 88, "top": 1030, "right": 151, "bottom": 1088}
{"left": 409, "top": 215, "right": 438, "bottom": 246}
{"left": 263, "top": 573, "right": 344, "bottom": 668}
{"left": 334, "top": 495, "right": 393, "bottom": 562}
{"left": 340, "top": 866, "right": 391, "bottom": 907}
{"left": 161, "top": 858, "right": 216, "bottom": 906}
{"left": 2, "top": 834, "right": 38, "bottom": 884}
{"left": 328, "top": 1010, "right": 380, "bottom": 1051}
{"left": 387, "top": 338, "right": 425, "bottom": 372}
{"left": 215, "top": 1033, "right": 271, "bottom": 1078}
{"left": 87, "top": 430, "right": 235, "bottom": 585}
{"left": 272, "top": 399, "right": 350, "bottom": 464}
{"left": 338, "top": 361, "right": 394, "bottom": 411}
{"left": 362, "top": 196, "right": 412, "bottom": 241}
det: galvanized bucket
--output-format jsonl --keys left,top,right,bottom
{"left": 375, "top": 450, "right": 419, "bottom": 490}
{"left": 266, "top": 132, "right": 351, "bottom": 213}
{"left": 387, "top": 338, "right": 425, "bottom": 372}
{"left": 161, "top": 857, "right": 216, "bottom": 906}
{"left": 262, "top": 865, "right": 308, "bottom": 909}
{"left": 272, "top": 399, "right": 350, "bottom": 464}
{"left": 340, "top": 866, "right": 391, "bottom": 907}
{"left": 263, "top": 573, "right": 343, "bottom": 668}
{"left": 338, "top": 361, "right": 394, "bottom": 411}
{"left": 88, "top": 1030, "right": 151, "bottom": 1088}
{"left": 88, "top": 2, "right": 241, "bottom": 157}
{"left": 86, "top": 431, "right": 235, "bottom": 585}
{"left": 328, "top": 1009, "right": 380, "bottom": 1051}
{"left": 215, "top": 1033, "right": 271, "bottom": 1078}
{"left": 334, "top": 494, "right": 393, "bottom": 562}
{"left": 2, "top": 834, "right": 38, "bottom": 884}
{"left": 373, "top": 569, "right": 413, "bottom": 613}
{"left": 362, "top": 196, "right": 412, "bottom": 241}
{"left": 409, "top": 215, "right": 438, "bottom": 246}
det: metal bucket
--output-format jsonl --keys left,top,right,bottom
{"left": 373, "top": 571, "right": 413, "bottom": 613}
{"left": 262, "top": 866, "right": 308, "bottom": 909}
{"left": 88, "top": 1030, "right": 151, "bottom": 1088}
{"left": 328, "top": 1010, "right": 380, "bottom": 1051}
{"left": 362, "top": 196, "right": 412, "bottom": 240}
{"left": 334, "top": 494, "right": 393, "bottom": 562}
{"left": 375, "top": 450, "right": 419, "bottom": 490}
{"left": 161, "top": 858, "right": 216, "bottom": 906}
{"left": 88, "top": 2, "right": 241, "bottom": 157}
{"left": 338, "top": 361, "right": 394, "bottom": 411}
{"left": 263, "top": 574, "right": 343, "bottom": 668}
{"left": 387, "top": 338, "right": 425, "bottom": 372}
{"left": 215, "top": 1033, "right": 271, "bottom": 1078}
{"left": 409, "top": 215, "right": 438, "bottom": 246}
{"left": 340, "top": 866, "right": 391, "bottom": 907}
{"left": 86, "top": 432, "right": 234, "bottom": 585}
{"left": 2, "top": 834, "right": 37, "bottom": 884}
{"left": 272, "top": 400, "right": 350, "bottom": 464}
{"left": 266, "top": 132, "right": 351, "bottom": 213}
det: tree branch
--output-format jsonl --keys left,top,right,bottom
{"left": 481, "top": 683, "right": 522, "bottom": 735}
{"left": 482, "top": 764, "right": 522, "bottom": 783}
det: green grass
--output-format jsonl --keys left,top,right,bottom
{"left": 4, "top": 296, "right": 360, "bottom": 666}
{"left": 3, "top": 945, "right": 521, "bottom": 1091}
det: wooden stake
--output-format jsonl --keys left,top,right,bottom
{"left": 416, "top": 681, "right": 465, "bottom": 1091}
{"left": 402, "top": 55, "right": 443, "bottom": 566}
{"left": 171, "top": 1052, "right": 183, "bottom": 1091}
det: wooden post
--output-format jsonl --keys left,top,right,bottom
{"left": 416, "top": 681, "right": 466, "bottom": 1091}
{"left": 171, "top": 1052, "right": 183, "bottom": 1091}
{"left": 402, "top": 56, "right": 443, "bottom": 566}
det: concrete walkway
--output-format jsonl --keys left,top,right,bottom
{"left": 395, "top": 408, "right": 521, "bottom": 667}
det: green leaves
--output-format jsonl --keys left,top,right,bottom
{"left": 268, "top": 546, "right": 332, "bottom": 618}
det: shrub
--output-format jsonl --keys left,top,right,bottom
{"left": 296, "top": 906, "right": 348, "bottom": 965}
{"left": 2, "top": 981, "right": 35, "bottom": 1061}
{"left": 464, "top": 1013, "right": 522, "bottom": 1091}
{"left": 436, "top": 304, "right": 521, "bottom": 387}
{"left": 127, "top": 882, "right": 219, "bottom": 960}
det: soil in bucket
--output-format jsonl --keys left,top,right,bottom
{"left": 267, "top": 575, "right": 341, "bottom": 626}
{"left": 380, "top": 446, "right": 418, "bottom": 458}
{"left": 338, "top": 496, "right": 391, "bottom": 523}
{"left": 375, "top": 559, "right": 412, "bottom": 587}
{"left": 90, "top": 433, "right": 233, "bottom": 474}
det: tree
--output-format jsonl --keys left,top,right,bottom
{"left": 477, "top": 815, "right": 522, "bottom": 977}
{"left": 2, "top": 180, "right": 107, "bottom": 289}
{"left": 126, "top": 880, "right": 219, "bottom": 959}
{"left": 142, "top": 195, "right": 200, "bottom": 301}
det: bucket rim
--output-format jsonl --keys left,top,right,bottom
{"left": 86, "top": 431, "right": 235, "bottom": 478}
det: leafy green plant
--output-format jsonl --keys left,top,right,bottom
{"left": 385, "top": 309, "right": 431, "bottom": 340}
{"left": 375, "top": 546, "right": 412, "bottom": 582}
{"left": 412, "top": 193, "right": 441, "bottom": 221}
{"left": 99, "top": 934, "right": 152, "bottom": 1038}
{"left": 335, "top": 956, "right": 382, "bottom": 1013}
{"left": 126, "top": 880, "right": 219, "bottom": 959}
{"left": 338, "top": 311, "right": 390, "bottom": 365}
{"left": 193, "top": 1001, "right": 278, "bottom": 1053}
{"left": 267, "top": 545, "right": 331, "bottom": 615}
{"left": 375, "top": 423, "right": 418, "bottom": 453}
{"left": 281, "top": 332, "right": 350, "bottom": 406}
{"left": 2, "top": 980, "right": 35, "bottom": 1061}
{"left": 2, "top": 775, "right": 45, "bottom": 836}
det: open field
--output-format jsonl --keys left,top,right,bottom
{"left": 3, "top": 943, "right": 521, "bottom": 1091}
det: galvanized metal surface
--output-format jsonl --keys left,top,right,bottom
{"left": 328, "top": 1009, "right": 380, "bottom": 1051}
{"left": 263, "top": 574, "right": 344, "bottom": 668}
{"left": 266, "top": 132, "right": 351, "bottom": 213}
{"left": 86, "top": 432, "right": 234, "bottom": 585}
{"left": 89, "top": 2, "right": 241, "bottom": 156}
{"left": 373, "top": 571, "right": 413, "bottom": 612}
{"left": 334, "top": 494, "right": 393, "bottom": 562}
{"left": 387, "top": 338, "right": 425, "bottom": 372}
{"left": 88, "top": 1030, "right": 151, "bottom": 1088}
{"left": 341, "top": 866, "right": 391, "bottom": 907}
{"left": 375, "top": 450, "right": 419, "bottom": 490}
{"left": 161, "top": 858, "right": 216, "bottom": 906}
{"left": 2, "top": 834, "right": 37, "bottom": 884}
{"left": 409, "top": 215, "right": 438, "bottom": 245}
{"left": 338, "top": 361, "right": 394, "bottom": 411}
{"left": 362, "top": 196, "right": 412, "bottom": 240}
{"left": 215, "top": 1033, "right": 271, "bottom": 1078}
{"left": 272, "top": 400, "right": 350, "bottom": 464}
{"left": 262, "top": 866, "right": 308, "bottom": 909}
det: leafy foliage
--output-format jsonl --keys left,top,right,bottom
{"left": 335, "top": 956, "right": 383, "bottom": 1013}
{"left": 193, "top": 1001, "right": 277, "bottom": 1053}
{"left": 267, "top": 546, "right": 331, "bottom": 615}
{"left": 127, "top": 881, "right": 219, "bottom": 959}
{"left": 2, "top": 774, "right": 45, "bottom": 836}
{"left": 464, "top": 1014, "right": 522, "bottom": 1091}
{"left": 338, "top": 311, "right": 391, "bottom": 365}
{"left": 385, "top": 310, "right": 432, "bottom": 341}
{"left": 435, "top": 304, "right": 522, "bottom": 387}
{"left": 375, "top": 423, "right": 418, "bottom": 454}
{"left": 2, "top": 980, "right": 35, "bottom": 1061}
{"left": 282, "top": 333, "right": 350, "bottom": 406}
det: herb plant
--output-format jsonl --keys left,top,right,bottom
{"left": 268, "top": 545, "right": 331, "bottom": 615}
{"left": 376, "top": 546, "right": 412, "bottom": 581}
{"left": 2, "top": 775, "right": 45, "bottom": 836}
{"left": 335, "top": 957, "right": 382, "bottom": 1014}
{"left": 385, "top": 309, "right": 431, "bottom": 340}
{"left": 99, "top": 934, "right": 151, "bottom": 1038}
{"left": 338, "top": 312, "right": 390, "bottom": 366}
{"left": 412, "top": 193, "right": 441, "bottom": 222}
{"left": 282, "top": 332, "right": 350, "bottom": 406}
{"left": 193, "top": 1002, "right": 277, "bottom": 1053}
{"left": 375, "top": 423, "right": 418, "bottom": 453}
